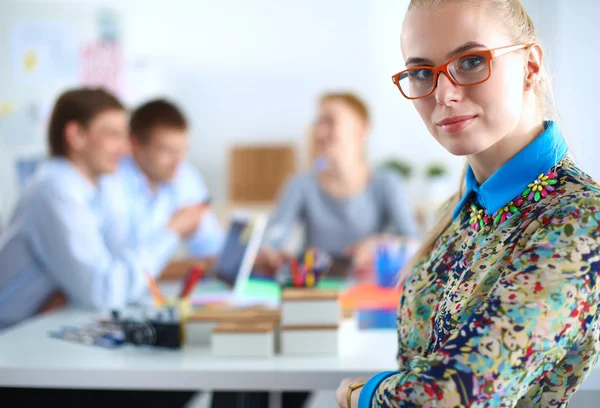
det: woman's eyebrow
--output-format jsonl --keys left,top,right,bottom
{"left": 404, "top": 41, "right": 488, "bottom": 66}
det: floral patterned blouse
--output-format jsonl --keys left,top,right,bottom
{"left": 359, "top": 122, "right": 600, "bottom": 407}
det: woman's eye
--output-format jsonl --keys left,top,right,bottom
{"left": 408, "top": 69, "right": 433, "bottom": 81}
{"left": 457, "top": 55, "right": 485, "bottom": 71}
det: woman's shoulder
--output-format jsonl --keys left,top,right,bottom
{"left": 537, "top": 158, "right": 600, "bottom": 225}
{"left": 280, "top": 170, "right": 318, "bottom": 193}
{"left": 555, "top": 158, "right": 600, "bottom": 206}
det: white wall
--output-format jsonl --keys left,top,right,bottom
{"left": 98, "top": 0, "right": 600, "bottom": 201}
{"left": 128, "top": 0, "right": 375, "bottom": 201}
{"left": 118, "top": 0, "right": 457, "bottom": 202}
{"left": 522, "top": 0, "right": 600, "bottom": 179}
{"left": 552, "top": 0, "right": 600, "bottom": 177}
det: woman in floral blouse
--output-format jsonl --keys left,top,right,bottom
{"left": 337, "top": 0, "right": 600, "bottom": 407}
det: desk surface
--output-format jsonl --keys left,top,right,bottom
{"left": 0, "top": 309, "right": 397, "bottom": 391}
{"left": 3, "top": 309, "right": 600, "bottom": 393}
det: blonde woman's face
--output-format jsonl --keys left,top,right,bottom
{"left": 401, "top": 3, "right": 529, "bottom": 156}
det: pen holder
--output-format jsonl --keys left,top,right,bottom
{"left": 375, "top": 259, "right": 404, "bottom": 287}
{"left": 284, "top": 263, "right": 329, "bottom": 288}
{"left": 161, "top": 297, "right": 192, "bottom": 321}
{"left": 155, "top": 297, "right": 192, "bottom": 347}
{"left": 284, "top": 249, "right": 332, "bottom": 288}
{"left": 375, "top": 242, "right": 409, "bottom": 288}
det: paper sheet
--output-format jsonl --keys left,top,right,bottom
{"left": 9, "top": 21, "right": 78, "bottom": 83}
{"left": 81, "top": 41, "right": 124, "bottom": 97}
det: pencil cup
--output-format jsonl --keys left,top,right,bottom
{"left": 375, "top": 241, "right": 409, "bottom": 288}
{"left": 163, "top": 297, "right": 192, "bottom": 321}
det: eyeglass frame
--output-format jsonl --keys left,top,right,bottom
{"left": 391, "top": 44, "right": 532, "bottom": 100}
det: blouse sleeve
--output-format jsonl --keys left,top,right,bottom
{"left": 360, "top": 198, "right": 600, "bottom": 407}
{"left": 261, "top": 174, "right": 306, "bottom": 250}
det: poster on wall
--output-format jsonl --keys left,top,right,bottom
{"left": 9, "top": 21, "right": 79, "bottom": 83}
{"left": 80, "top": 41, "right": 124, "bottom": 98}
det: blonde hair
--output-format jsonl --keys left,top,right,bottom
{"left": 398, "top": 0, "right": 557, "bottom": 283}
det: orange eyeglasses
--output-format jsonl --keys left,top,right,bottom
{"left": 391, "top": 44, "right": 531, "bottom": 100}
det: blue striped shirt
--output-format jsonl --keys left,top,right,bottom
{"left": 0, "top": 158, "right": 180, "bottom": 329}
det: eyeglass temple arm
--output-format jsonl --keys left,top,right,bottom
{"left": 491, "top": 44, "right": 530, "bottom": 58}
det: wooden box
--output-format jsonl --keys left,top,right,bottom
{"left": 186, "top": 306, "right": 280, "bottom": 346}
{"left": 281, "top": 325, "right": 339, "bottom": 355}
{"left": 281, "top": 288, "right": 340, "bottom": 327}
{"left": 212, "top": 322, "right": 276, "bottom": 358}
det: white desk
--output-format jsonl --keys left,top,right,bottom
{"left": 0, "top": 309, "right": 397, "bottom": 391}
{"left": 3, "top": 309, "right": 600, "bottom": 395}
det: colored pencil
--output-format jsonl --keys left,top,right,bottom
{"left": 146, "top": 272, "right": 165, "bottom": 305}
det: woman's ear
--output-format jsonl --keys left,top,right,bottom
{"left": 524, "top": 43, "right": 543, "bottom": 90}
{"left": 363, "top": 122, "right": 371, "bottom": 136}
{"left": 357, "top": 120, "right": 370, "bottom": 142}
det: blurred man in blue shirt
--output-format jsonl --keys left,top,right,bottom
{"left": 102, "top": 99, "right": 225, "bottom": 269}
{"left": 0, "top": 89, "right": 206, "bottom": 329}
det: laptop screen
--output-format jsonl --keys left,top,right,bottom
{"left": 213, "top": 219, "right": 253, "bottom": 286}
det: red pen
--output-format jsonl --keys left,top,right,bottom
{"left": 180, "top": 266, "right": 204, "bottom": 299}
{"left": 290, "top": 257, "right": 301, "bottom": 287}
{"left": 178, "top": 267, "right": 193, "bottom": 298}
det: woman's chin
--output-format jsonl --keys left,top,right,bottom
{"left": 446, "top": 145, "right": 480, "bottom": 157}
{"left": 440, "top": 137, "right": 489, "bottom": 157}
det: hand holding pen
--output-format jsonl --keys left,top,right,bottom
{"left": 167, "top": 198, "right": 212, "bottom": 238}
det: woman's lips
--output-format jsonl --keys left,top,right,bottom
{"left": 436, "top": 115, "right": 477, "bottom": 133}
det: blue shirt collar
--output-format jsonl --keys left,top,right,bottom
{"left": 453, "top": 121, "right": 568, "bottom": 218}
{"left": 120, "top": 156, "right": 177, "bottom": 196}
{"left": 120, "top": 156, "right": 151, "bottom": 193}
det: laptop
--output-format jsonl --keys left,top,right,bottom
{"left": 187, "top": 211, "right": 268, "bottom": 302}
